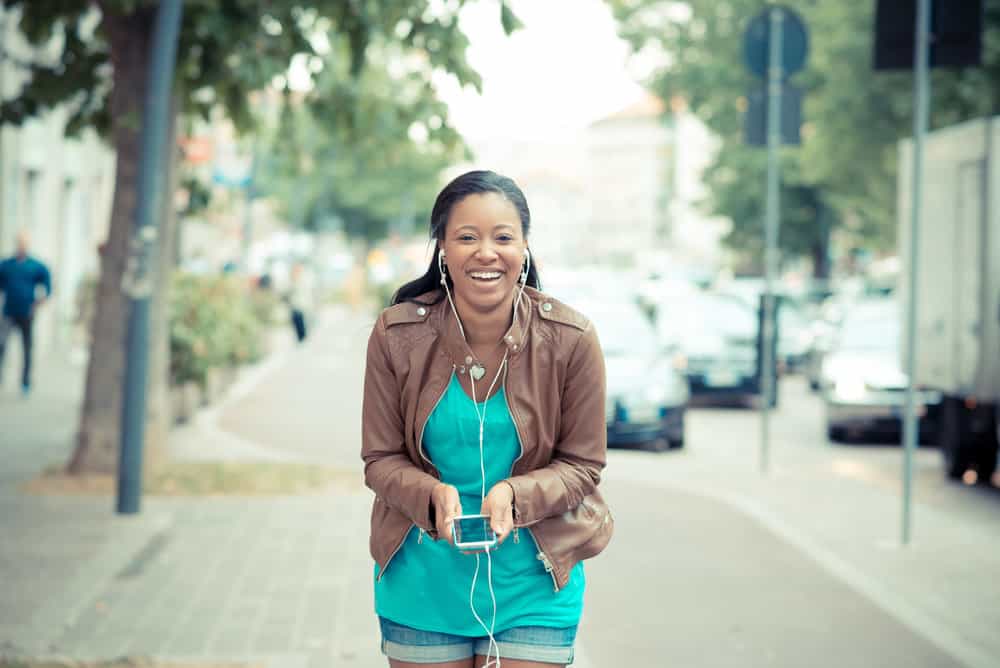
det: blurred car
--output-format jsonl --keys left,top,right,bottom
{"left": 777, "top": 301, "right": 815, "bottom": 374}
{"left": 582, "top": 300, "right": 689, "bottom": 450}
{"left": 804, "top": 316, "right": 838, "bottom": 391}
{"left": 656, "top": 292, "right": 759, "bottom": 400}
{"left": 821, "top": 298, "right": 941, "bottom": 442}
{"left": 715, "top": 280, "right": 813, "bottom": 375}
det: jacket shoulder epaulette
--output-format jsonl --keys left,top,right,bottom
{"left": 535, "top": 294, "right": 589, "bottom": 331}
{"left": 382, "top": 300, "right": 433, "bottom": 328}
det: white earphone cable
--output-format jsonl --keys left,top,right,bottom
{"left": 469, "top": 353, "right": 506, "bottom": 668}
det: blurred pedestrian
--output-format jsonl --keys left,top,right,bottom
{"left": 285, "top": 261, "right": 313, "bottom": 343}
{"left": 361, "top": 170, "right": 613, "bottom": 668}
{"left": 0, "top": 230, "right": 52, "bottom": 396}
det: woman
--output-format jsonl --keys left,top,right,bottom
{"left": 362, "top": 170, "right": 613, "bottom": 668}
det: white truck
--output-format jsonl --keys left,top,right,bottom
{"left": 898, "top": 116, "right": 1000, "bottom": 482}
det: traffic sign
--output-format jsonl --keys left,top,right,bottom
{"left": 745, "top": 83, "right": 802, "bottom": 146}
{"left": 744, "top": 6, "right": 808, "bottom": 79}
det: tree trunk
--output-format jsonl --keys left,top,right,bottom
{"left": 67, "top": 10, "right": 155, "bottom": 474}
{"left": 812, "top": 205, "right": 833, "bottom": 281}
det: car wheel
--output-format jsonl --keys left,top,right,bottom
{"left": 941, "top": 396, "right": 975, "bottom": 480}
{"left": 669, "top": 437, "right": 684, "bottom": 450}
{"left": 827, "top": 425, "right": 847, "bottom": 443}
{"left": 973, "top": 407, "right": 998, "bottom": 482}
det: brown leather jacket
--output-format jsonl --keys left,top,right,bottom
{"left": 361, "top": 286, "right": 613, "bottom": 591}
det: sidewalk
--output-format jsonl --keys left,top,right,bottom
{"left": 0, "top": 306, "right": 383, "bottom": 666}
{"left": 1, "top": 306, "right": 996, "bottom": 667}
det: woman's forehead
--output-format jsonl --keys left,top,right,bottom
{"left": 448, "top": 192, "right": 520, "bottom": 230}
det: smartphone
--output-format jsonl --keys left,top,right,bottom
{"left": 452, "top": 514, "right": 497, "bottom": 550}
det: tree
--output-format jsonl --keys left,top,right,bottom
{"left": 1, "top": 0, "right": 519, "bottom": 474}
{"left": 257, "top": 43, "right": 469, "bottom": 248}
{"left": 607, "top": 0, "right": 1000, "bottom": 275}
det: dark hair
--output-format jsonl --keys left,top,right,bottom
{"left": 391, "top": 170, "right": 542, "bottom": 305}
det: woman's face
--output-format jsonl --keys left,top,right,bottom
{"left": 440, "top": 192, "right": 527, "bottom": 314}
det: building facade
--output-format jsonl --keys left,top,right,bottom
{"left": 0, "top": 7, "right": 116, "bottom": 362}
{"left": 587, "top": 93, "right": 729, "bottom": 272}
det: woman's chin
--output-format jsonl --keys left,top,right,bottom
{"left": 455, "top": 280, "right": 516, "bottom": 311}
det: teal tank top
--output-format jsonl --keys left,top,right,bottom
{"left": 374, "top": 373, "right": 585, "bottom": 634}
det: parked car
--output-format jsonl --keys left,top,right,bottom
{"left": 716, "top": 281, "right": 813, "bottom": 375}
{"left": 656, "top": 292, "right": 759, "bottom": 400}
{"left": 583, "top": 300, "right": 689, "bottom": 450}
{"left": 777, "top": 300, "right": 814, "bottom": 374}
{"left": 821, "top": 298, "right": 941, "bottom": 442}
{"left": 804, "top": 315, "right": 838, "bottom": 391}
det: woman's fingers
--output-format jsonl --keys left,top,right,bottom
{"left": 433, "top": 483, "right": 461, "bottom": 544}
{"left": 482, "top": 494, "right": 513, "bottom": 545}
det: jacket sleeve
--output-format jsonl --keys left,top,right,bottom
{"left": 506, "top": 322, "right": 607, "bottom": 526}
{"left": 360, "top": 315, "right": 439, "bottom": 532}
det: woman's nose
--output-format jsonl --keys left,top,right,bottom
{"left": 475, "top": 241, "right": 499, "bottom": 261}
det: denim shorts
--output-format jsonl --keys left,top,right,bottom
{"left": 378, "top": 616, "right": 577, "bottom": 664}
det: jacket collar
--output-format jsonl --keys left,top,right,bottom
{"left": 422, "top": 287, "right": 534, "bottom": 367}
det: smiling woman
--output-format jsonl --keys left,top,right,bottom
{"left": 362, "top": 170, "right": 613, "bottom": 668}
{"left": 392, "top": 170, "right": 542, "bottom": 307}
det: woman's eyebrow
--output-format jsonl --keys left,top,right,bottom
{"left": 451, "top": 223, "right": 516, "bottom": 233}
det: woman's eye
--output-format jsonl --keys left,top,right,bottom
{"left": 496, "top": 235, "right": 513, "bottom": 242}
{"left": 458, "top": 234, "right": 476, "bottom": 242}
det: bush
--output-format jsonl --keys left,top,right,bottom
{"left": 169, "top": 273, "right": 269, "bottom": 387}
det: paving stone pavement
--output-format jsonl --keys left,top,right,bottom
{"left": 39, "top": 494, "right": 380, "bottom": 668}
{"left": 0, "top": 309, "right": 387, "bottom": 667}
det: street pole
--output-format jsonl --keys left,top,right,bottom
{"left": 760, "top": 6, "right": 784, "bottom": 475}
{"left": 902, "top": 0, "right": 931, "bottom": 545}
{"left": 117, "top": 0, "right": 184, "bottom": 515}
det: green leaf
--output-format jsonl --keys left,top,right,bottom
{"left": 500, "top": 2, "right": 525, "bottom": 35}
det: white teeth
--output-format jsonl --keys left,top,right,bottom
{"left": 470, "top": 272, "right": 502, "bottom": 279}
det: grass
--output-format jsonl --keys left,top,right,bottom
{"left": 23, "top": 460, "right": 360, "bottom": 497}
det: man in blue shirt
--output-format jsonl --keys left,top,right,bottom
{"left": 0, "top": 231, "right": 52, "bottom": 395}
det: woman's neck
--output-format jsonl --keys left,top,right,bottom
{"left": 453, "top": 292, "right": 515, "bottom": 345}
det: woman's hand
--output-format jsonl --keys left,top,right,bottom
{"left": 431, "top": 482, "right": 462, "bottom": 544}
{"left": 481, "top": 482, "right": 515, "bottom": 545}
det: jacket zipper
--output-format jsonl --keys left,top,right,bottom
{"left": 377, "top": 368, "right": 454, "bottom": 582}
{"left": 377, "top": 524, "right": 411, "bottom": 582}
{"left": 503, "top": 363, "right": 560, "bottom": 592}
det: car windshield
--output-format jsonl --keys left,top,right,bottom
{"left": 585, "top": 304, "right": 658, "bottom": 356}
{"left": 838, "top": 301, "right": 899, "bottom": 351}
{"left": 660, "top": 294, "right": 757, "bottom": 338}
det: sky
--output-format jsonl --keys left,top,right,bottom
{"left": 433, "top": 0, "right": 647, "bottom": 143}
